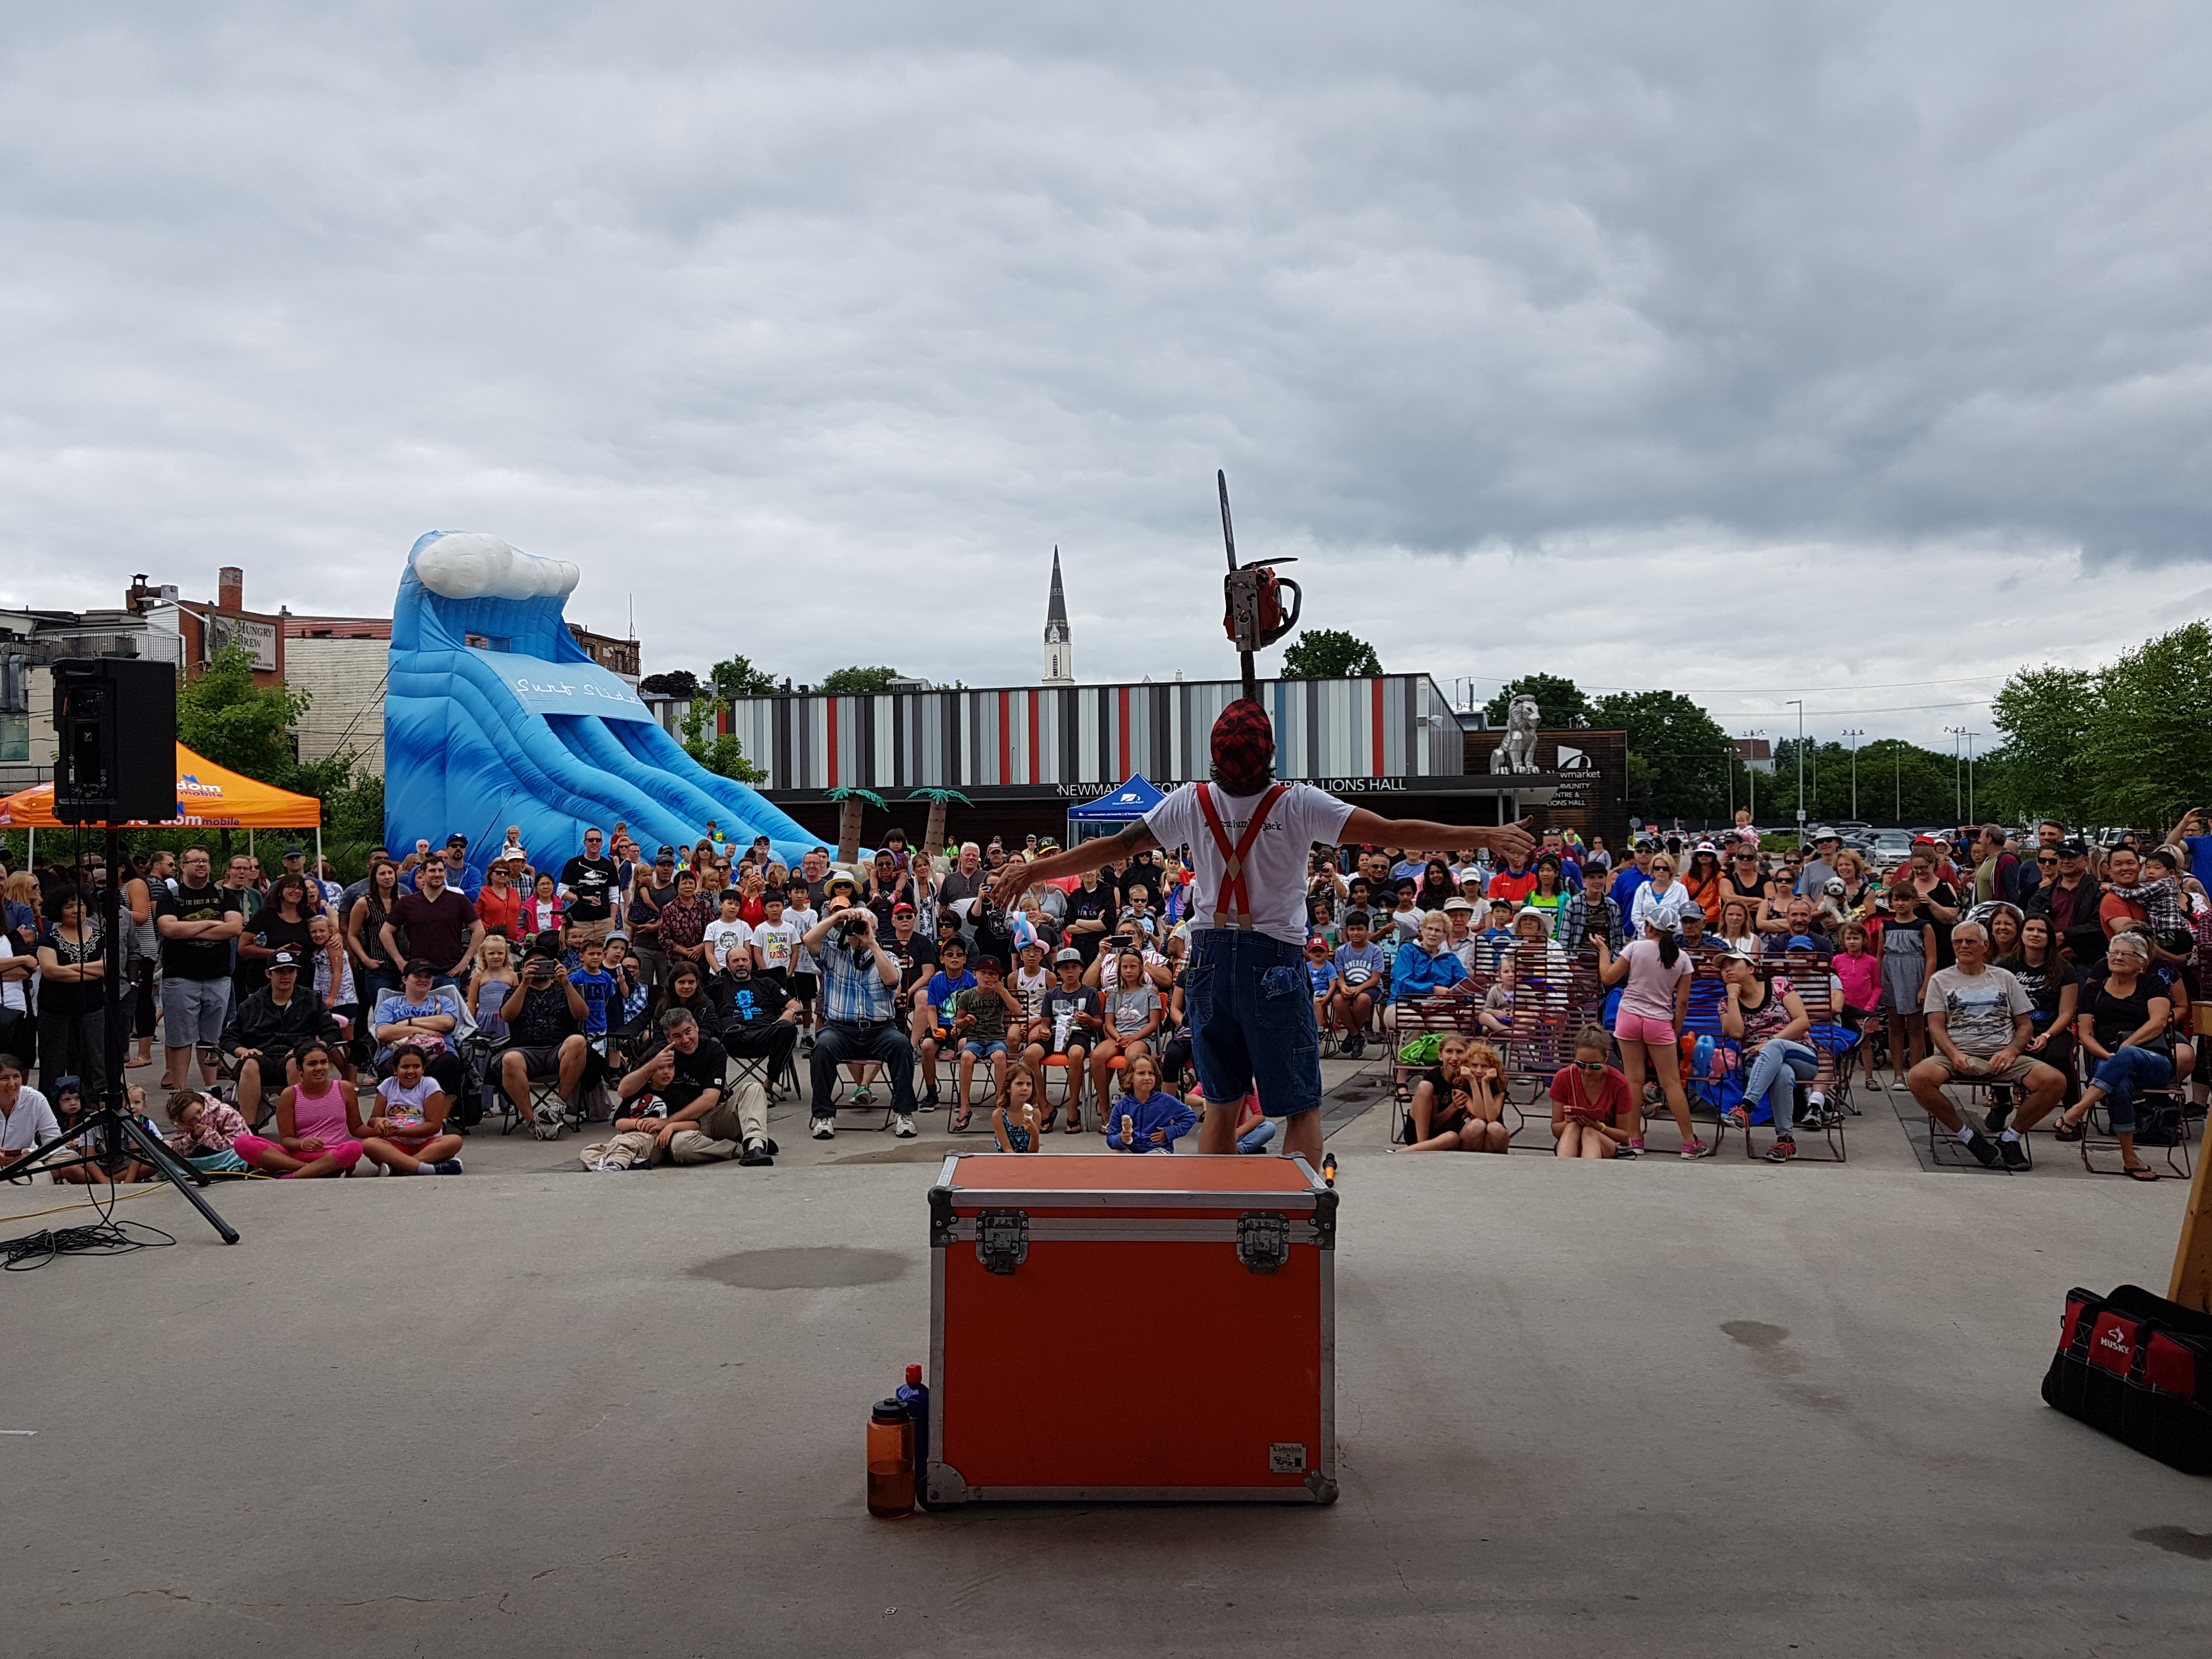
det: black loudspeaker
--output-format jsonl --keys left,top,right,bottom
{"left": 52, "top": 657, "right": 178, "bottom": 825}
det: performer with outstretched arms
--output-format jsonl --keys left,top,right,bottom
{"left": 986, "top": 699, "right": 1535, "bottom": 1164}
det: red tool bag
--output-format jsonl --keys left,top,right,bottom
{"left": 2040, "top": 1283, "right": 2212, "bottom": 1475}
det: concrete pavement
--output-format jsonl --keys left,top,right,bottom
{"left": 6, "top": 1058, "right": 2209, "bottom": 1657}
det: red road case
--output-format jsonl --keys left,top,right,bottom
{"left": 924, "top": 1152, "right": 1338, "bottom": 1504}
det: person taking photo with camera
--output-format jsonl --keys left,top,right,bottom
{"left": 802, "top": 891, "right": 920, "bottom": 1139}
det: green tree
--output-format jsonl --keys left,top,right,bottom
{"left": 177, "top": 642, "right": 355, "bottom": 799}
{"left": 1986, "top": 664, "right": 2096, "bottom": 826}
{"left": 1279, "top": 630, "right": 1382, "bottom": 679}
{"left": 816, "top": 665, "right": 900, "bottom": 696}
{"left": 2080, "top": 622, "right": 2212, "bottom": 828}
{"left": 1592, "top": 689, "right": 1732, "bottom": 820}
{"left": 678, "top": 695, "right": 768, "bottom": 784}
{"left": 1484, "top": 674, "right": 1593, "bottom": 730}
{"left": 178, "top": 644, "right": 309, "bottom": 783}
{"left": 710, "top": 655, "right": 779, "bottom": 698}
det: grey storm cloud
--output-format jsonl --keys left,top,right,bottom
{"left": 1, "top": 2, "right": 2207, "bottom": 743}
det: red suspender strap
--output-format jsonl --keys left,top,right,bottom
{"left": 1197, "top": 782, "right": 1289, "bottom": 929}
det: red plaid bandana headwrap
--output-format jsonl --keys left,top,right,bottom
{"left": 1209, "top": 699, "right": 1276, "bottom": 794}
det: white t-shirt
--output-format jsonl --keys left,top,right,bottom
{"left": 752, "top": 919, "right": 800, "bottom": 973}
{"left": 0, "top": 936, "right": 24, "bottom": 1014}
{"left": 703, "top": 918, "right": 754, "bottom": 974}
{"left": 1143, "top": 782, "right": 1355, "bottom": 947}
{"left": 1013, "top": 966, "right": 1051, "bottom": 1017}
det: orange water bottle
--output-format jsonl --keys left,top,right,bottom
{"left": 867, "top": 1398, "right": 915, "bottom": 1519}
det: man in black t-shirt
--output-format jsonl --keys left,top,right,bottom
{"left": 620, "top": 1009, "right": 774, "bottom": 1167}
{"left": 721, "top": 975, "right": 804, "bottom": 1083}
{"left": 560, "top": 828, "right": 620, "bottom": 947}
{"left": 496, "top": 946, "right": 590, "bottom": 1137}
{"left": 884, "top": 904, "right": 938, "bottom": 1006}
{"left": 156, "top": 845, "right": 245, "bottom": 1090}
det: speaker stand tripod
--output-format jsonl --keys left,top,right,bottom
{"left": 5, "top": 826, "right": 238, "bottom": 1244}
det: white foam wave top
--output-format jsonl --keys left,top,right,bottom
{"left": 411, "top": 532, "right": 580, "bottom": 602}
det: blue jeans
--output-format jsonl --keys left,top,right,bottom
{"left": 1237, "top": 1119, "right": 1278, "bottom": 1154}
{"left": 1742, "top": 1039, "right": 1818, "bottom": 1130}
{"left": 811, "top": 1020, "right": 917, "bottom": 1119}
{"left": 1186, "top": 930, "right": 1322, "bottom": 1118}
{"left": 2090, "top": 1046, "right": 2174, "bottom": 1133}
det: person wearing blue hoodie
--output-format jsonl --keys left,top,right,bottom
{"left": 1390, "top": 912, "right": 1470, "bottom": 1008}
{"left": 1106, "top": 1053, "right": 1196, "bottom": 1153}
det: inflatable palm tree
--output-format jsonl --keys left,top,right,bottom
{"left": 906, "top": 787, "right": 971, "bottom": 859}
{"left": 824, "top": 786, "right": 886, "bottom": 868}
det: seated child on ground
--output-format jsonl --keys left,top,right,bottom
{"left": 991, "top": 1067, "right": 1045, "bottom": 1155}
{"left": 165, "top": 1090, "right": 252, "bottom": 1174}
{"left": 1107, "top": 1053, "right": 1195, "bottom": 1154}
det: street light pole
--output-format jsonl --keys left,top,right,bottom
{"left": 1843, "top": 728, "right": 1865, "bottom": 822}
{"left": 1965, "top": 731, "right": 1980, "bottom": 823}
{"left": 1944, "top": 726, "right": 1966, "bottom": 822}
{"left": 1742, "top": 729, "right": 1764, "bottom": 825}
{"left": 1786, "top": 699, "right": 1806, "bottom": 834}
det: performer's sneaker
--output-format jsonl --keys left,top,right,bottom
{"left": 809, "top": 1116, "right": 836, "bottom": 1139}
{"left": 893, "top": 1114, "right": 918, "bottom": 1138}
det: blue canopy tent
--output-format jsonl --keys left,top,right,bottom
{"left": 1066, "top": 772, "right": 1167, "bottom": 844}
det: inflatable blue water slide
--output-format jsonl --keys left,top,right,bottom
{"left": 385, "top": 532, "right": 818, "bottom": 870}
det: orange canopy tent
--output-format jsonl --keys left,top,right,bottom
{"left": 0, "top": 743, "right": 325, "bottom": 869}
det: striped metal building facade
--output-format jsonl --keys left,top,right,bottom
{"left": 725, "top": 675, "right": 1463, "bottom": 794}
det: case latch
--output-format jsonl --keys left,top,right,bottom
{"left": 975, "top": 1209, "right": 1029, "bottom": 1275}
{"left": 1237, "top": 1211, "right": 1290, "bottom": 1274}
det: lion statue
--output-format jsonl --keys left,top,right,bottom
{"left": 1489, "top": 693, "right": 1542, "bottom": 774}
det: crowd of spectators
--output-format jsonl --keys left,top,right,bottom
{"left": 2, "top": 808, "right": 2207, "bottom": 1184}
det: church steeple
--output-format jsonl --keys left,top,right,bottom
{"left": 1043, "top": 547, "right": 1074, "bottom": 684}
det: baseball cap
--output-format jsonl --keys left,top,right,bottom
{"left": 892, "top": 901, "right": 916, "bottom": 915}
{"left": 1718, "top": 949, "right": 1759, "bottom": 967}
{"left": 1307, "top": 935, "right": 1330, "bottom": 950}
{"left": 280, "top": 843, "right": 305, "bottom": 858}
{"left": 446, "top": 833, "right": 469, "bottom": 848}
{"left": 1054, "top": 947, "right": 1083, "bottom": 964}
{"left": 268, "top": 947, "right": 302, "bottom": 969}
{"left": 2057, "top": 838, "right": 2089, "bottom": 856}
{"left": 607, "top": 929, "right": 629, "bottom": 942}
{"left": 403, "top": 957, "right": 436, "bottom": 978}
{"left": 974, "top": 955, "right": 1002, "bottom": 973}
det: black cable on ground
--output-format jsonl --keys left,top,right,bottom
{"left": 0, "top": 1172, "right": 178, "bottom": 1271}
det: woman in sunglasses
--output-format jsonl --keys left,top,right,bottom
{"left": 1550, "top": 1024, "right": 1635, "bottom": 1158}
{"left": 1724, "top": 846, "right": 1768, "bottom": 908}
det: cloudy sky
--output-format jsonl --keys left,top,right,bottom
{"left": 3, "top": 2, "right": 2208, "bottom": 748}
